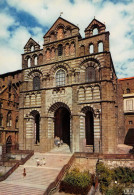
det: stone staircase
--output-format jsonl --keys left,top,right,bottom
{"left": 0, "top": 148, "right": 72, "bottom": 195}
{"left": 49, "top": 143, "right": 71, "bottom": 154}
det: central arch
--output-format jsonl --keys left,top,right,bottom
{"left": 54, "top": 107, "right": 70, "bottom": 145}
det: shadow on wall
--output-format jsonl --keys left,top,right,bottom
{"left": 124, "top": 128, "right": 134, "bottom": 146}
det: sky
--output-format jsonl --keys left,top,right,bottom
{"left": 0, "top": 0, "right": 134, "bottom": 78}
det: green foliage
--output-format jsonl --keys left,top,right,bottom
{"left": 113, "top": 166, "right": 134, "bottom": 185}
{"left": 96, "top": 161, "right": 134, "bottom": 194}
{"left": 96, "top": 162, "right": 114, "bottom": 193}
{"left": 59, "top": 168, "right": 91, "bottom": 194}
{"left": 106, "top": 184, "right": 123, "bottom": 195}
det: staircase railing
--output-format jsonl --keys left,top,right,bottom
{"left": 0, "top": 150, "right": 34, "bottom": 182}
{"left": 44, "top": 154, "right": 75, "bottom": 195}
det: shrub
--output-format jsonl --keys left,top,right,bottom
{"left": 106, "top": 184, "right": 123, "bottom": 195}
{"left": 59, "top": 168, "right": 91, "bottom": 195}
{"left": 113, "top": 166, "right": 134, "bottom": 185}
{"left": 96, "top": 162, "right": 114, "bottom": 193}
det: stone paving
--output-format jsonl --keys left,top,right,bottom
{"left": 0, "top": 144, "right": 72, "bottom": 195}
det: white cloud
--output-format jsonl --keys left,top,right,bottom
{"left": 0, "top": 12, "right": 15, "bottom": 39}
{"left": 0, "top": 47, "right": 21, "bottom": 74}
{"left": 0, "top": 0, "right": 134, "bottom": 78}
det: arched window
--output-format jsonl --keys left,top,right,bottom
{"left": 98, "top": 42, "right": 103, "bottom": 52}
{"left": 31, "top": 45, "right": 34, "bottom": 51}
{"left": 93, "top": 28, "right": 98, "bottom": 35}
{"left": 0, "top": 114, "right": 3, "bottom": 126}
{"left": 126, "top": 88, "right": 130, "bottom": 93}
{"left": 34, "top": 56, "right": 38, "bottom": 65}
{"left": 27, "top": 57, "right": 31, "bottom": 67}
{"left": 57, "top": 27, "right": 64, "bottom": 40}
{"left": 58, "top": 44, "right": 63, "bottom": 56}
{"left": 65, "top": 43, "right": 69, "bottom": 56}
{"left": 56, "top": 69, "right": 65, "bottom": 86}
{"left": 70, "top": 42, "right": 75, "bottom": 55}
{"left": 89, "top": 44, "right": 94, "bottom": 54}
{"left": 66, "top": 28, "right": 71, "bottom": 37}
{"left": 33, "top": 76, "right": 40, "bottom": 90}
{"left": 39, "top": 54, "right": 43, "bottom": 64}
{"left": 15, "top": 117, "right": 19, "bottom": 129}
{"left": 7, "top": 111, "right": 12, "bottom": 127}
{"left": 86, "top": 67, "right": 95, "bottom": 82}
{"left": 80, "top": 45, "right": 85, "bottom": 56}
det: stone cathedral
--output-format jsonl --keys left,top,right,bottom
{"left": 0, "top": 16, "right": 126, "bottom": 155}
{"left": 18, "top": 17, "right": 121, "bottom": 154}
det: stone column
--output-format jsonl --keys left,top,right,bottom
{"left": 25, "top": 116, "right": 34, "bottom": 150}
{"left": 71, "top": 114, "right": 80, "bottom": 152}
{"left": 94, "top": 111, "right": 101, "bottom": 153}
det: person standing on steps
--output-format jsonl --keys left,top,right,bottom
{"left": 23, "top": 168, "right": 26, "bottom": 177}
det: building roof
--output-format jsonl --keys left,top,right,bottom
{"left": 0, "top": 69, "right": 22, "bottom": 78}
{"left": 118, "top": 76, "right": 134, "bottom": 81}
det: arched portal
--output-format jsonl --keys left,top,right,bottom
{"left": 54, "top": 107, "right": 70, "bottom": 145}
{"left": 85, "top": 111, "right": 94, "bottom": 146}
{"left": 6, "top": 136, "right": 12, "bottom": 153}
{"left": 30, "top": 110, "right": 40, "bottom": 144}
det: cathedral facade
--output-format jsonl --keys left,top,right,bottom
{"left": 18, "top": 17, "right": 121, "bottom": 154}
{"left": 1, "top": 17, "right": 127, "bottom": 154}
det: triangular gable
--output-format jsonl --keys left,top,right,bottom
{"left": 44, "top": 17, "right": 79, "bottom": 38}
{"left": 85, "top": 18, "right": 105, "bottom": 32}
{"left": 0, "top": 84, "right": 19, "bottom": 100}
{"left": 24, "top": 38, "right": 40, "bottom": 49}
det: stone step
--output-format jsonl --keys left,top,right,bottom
{"left": 0, "top": 152, "right": 72, "bottom": 195}
{"left": 0, "top": 182, "right": 45, "bottom": 195}
{"left": 49, "top": 144, "right": 71, "bottom": 154}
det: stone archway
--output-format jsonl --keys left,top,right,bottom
{"left": 85, "top": 110, "right": 94, "bottom": 146}
{"left": 30, "top": 110, "right": 40, "bottom": 144}
{"left": 54, "top": 107, "right": 70, "bottom": 145}
{"left": 81, "top": 106, "right": 94, "bottom": 151}
{"left": 6, "top": 136, "right": 12, "bottom": 153}
{"left": 48, "top": 102, "right": 71, "bottom": 146}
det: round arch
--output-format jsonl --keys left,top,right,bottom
{"left": 48, "top": 102, "right": 71, "bottom": 146}
{"left": 6, "top": 136, "right": 12, "bottom": 153}
{"left": 30, "top": 110, "right": 40, "bottom": 144}
{"left": 81, "top": 106, "right": 94, "bottom": 147}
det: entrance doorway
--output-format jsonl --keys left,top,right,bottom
{"left": 30, "top": 110, "right": 40, "bottom": 144}
{"left": 6, "top": 136, "right": 12, "bottom": 153}
{"left": 35, "top": 113, "right": 40, "bottom": 144}
{"left": 54, "top": 107, "right": 70, "bottom": 145}
{"left": 85, "top": 111, "right": 94, "bottom": 146}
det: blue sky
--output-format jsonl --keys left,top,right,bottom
{"left": 0, "top": 0, "right": 134, "bottom": 78}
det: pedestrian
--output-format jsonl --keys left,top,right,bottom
{"left": 23, "top": 168, "right": 26, "bottom": 177}
{"left": 37, "top": 159, "right": 40, "bottom": 166}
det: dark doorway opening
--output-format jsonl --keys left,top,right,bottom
{"left": 54, "top": 107, "right": 70, "bottom": 145}
{"left": 85, "top": 111, "right": 94, "bottom": 146}
{"left": 35, "top": 113, "right": 40, "bottom": 144}
{"left": 6, "top": 136, "right": 12, "bottom": 153}
{"left": 30, "top": 110, "right": 40, "bottom": 144}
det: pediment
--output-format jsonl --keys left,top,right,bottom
{"left": 44, "top": 17, "right": 79, "bottom": 38}
{"left": 85, "top": 18, "right": 105, "bottom": 32}
{"left": 24, "top": 38, "right": 40, "bottom": 49}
